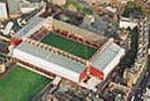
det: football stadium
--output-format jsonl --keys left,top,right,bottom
{"left": 10, "top": 16, "right": 125, "bottom": 90}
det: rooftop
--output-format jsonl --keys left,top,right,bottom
{"left": 15, "top": 41, "right": 85, "bottom": 73}
{"left": 91, "top": 42, "right": 125, "bottom": 71}
{"left": 15, "top": 17, "right": 48, "bottom": 38}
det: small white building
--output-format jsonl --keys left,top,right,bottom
{"left": 0, "top": 60, "right": 6, "bottom": 74}
{"left": 20, "top": 3, "right": 36, "bottom": 14}
{"left": 19, "top": 0, "right": 45, "bottom": 14}
{"left": 51, "top": 0, "right": 66, "bottom": 6}
{"left": 0, "top": 2, "right": 8, "bottom": 20}
{"left": 106, "top": 6, "right": 117, "bottom": 13}
{"left": 119, "top": 17, "right": 138, "bottom": 29}
{"left": 83, "top": 15, "right": 95, "bottom": 25}
{"left": 3, "top": 21, "right": 14, "bottom": 36}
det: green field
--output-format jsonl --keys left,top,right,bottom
{"left": 0, "top": 66, "right": 51, "bottom": 101}
{"left": 63, "top": 0, "right": 93, "bottom": 15}
{"left": 41, "top": 32, "right": 96, "bottom": 59}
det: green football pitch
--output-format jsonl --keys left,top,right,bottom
{"left": 41, "top": 32, "right": 96, "bottom": 59}
{"left": 0, "top": 65, "right": 51, "bottom": 101}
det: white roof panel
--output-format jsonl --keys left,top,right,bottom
{"left": 15, "top": 42, "right": 85, "bottom": 73}
{"left": 91, "top": 42, "right": 125, "bottom": 71}
{"left": 15, "top": 17, "right": 47, "bottom": 38}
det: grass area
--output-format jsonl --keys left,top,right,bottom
{"left": 0, "top": 65, "right": 51, "bottom": 101}
{"left": 112, "top": 88, "right": 125, "bottom": 95}
{"left": 63, "top": 0, "right": 92, "bottom": 15}
{"left": 41, "top": 32, "right": 96, "bottom": 59}
{"left": 122, "top": 1, "right": 144, "bottom": 17}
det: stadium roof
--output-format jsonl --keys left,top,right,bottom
{"left": 15, "top": 17, "right": 48, "bottom": 38}
{"left": 91, "top": 42, "right": 125, "bottom": 71}
{"left": 15, "top": 42, "right": 85, "bottom": 73}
